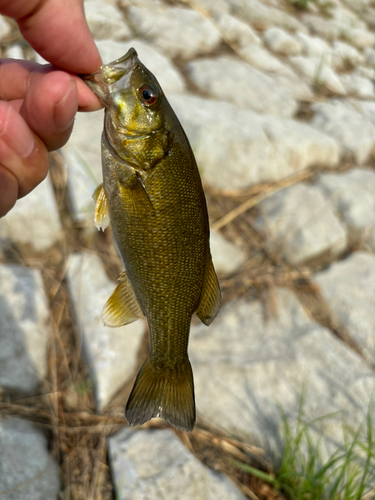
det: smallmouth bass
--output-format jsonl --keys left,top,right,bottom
{"left": 82, "top": 48, "right": 221, "bottom": 432}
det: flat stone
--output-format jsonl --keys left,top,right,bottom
{"left": 357, "top": 65, "right": 375, "bottom": 80}
{"left": 190, "top": 288, "right": 375, "bottom": 456}
{"left": 295, "top": 31, "right": 332, "bottom": 60}
{"left": 0, "top": 174, "right": 63, "bottom": 251}
{"left": 188, "top": 0, "right": 230, "bottom": 16}
{"left": 314, "top": 252, "right": 375, "bottom": 367}
{"left": 339, "top": 73, "right": 375, "bottom": 98}
{"left": 301, "top": 14, "right": 340, "bottom": 41}
{"left": 210, "top": 231, "right": 246, "bottom": 275}
{"left": 316, "top": 169, "right": 375, "bottom": 251}
{"left": 290, "top": 56, "right": 346, "bottom": 95}
{"left": 213, "top": 12, "right": 261, "bottom": 47}
{"left": 237, "top": 44, "right": 286, "bottom": 72}
{"left": 127, "top": 6, "right": 221, "bottom": 59}
{"left": 169, "top": 94, "right": 337, "bottom": 189}
{"left": 96, "top": 39, "right": 186, "bottom": 94}
{"left": 253, "top": 183, "right": 347, "bottom": 264}
{"left": 66, "top": 252, "right": 144, "bottom": 410}
{"left": 186, "top": 56, "right": 298, "bottom": 118}
{"left": 364, "top": 47, "right": 375, "bottom": 66}
{"left": 263, "top": 27, "right": 301, "bottom": 56}
{"left": 0, "top": 265, "right": 50, "bottom": 395}
{"left": 310, "top": 99, "right": 375, "bottom": 164}
{"left": 331, "top": 41, "right": 364, "bottom": 71}
{"left": 0, "top": 16, "right": 11, "bottom": 41}
{"left": 347, "top": 28, "right": 375, "bottom": 49}
{"left": 0, "top": 417, "right": 60, "bottom": 499}
{"left": 84, "top": 0, "right": 131, "bottom": 40}
{"left": 109, "top": 428, "right": 247, "bottom": 500}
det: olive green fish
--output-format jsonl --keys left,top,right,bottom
{"left": 82, "top": 48, "right": 220, "bottom": 432}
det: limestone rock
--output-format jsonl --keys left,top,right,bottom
{"left": 190, "top": 288, "right": 375, "bottom": 455}
{"left": 0, "top": 265, "right": 50, "bottom": 395}
{"left": 331, "top": 41, "right": 364, "bottom": 72}
{"left": 301, "top": 14, "right": 340, "bottom": 41}
{"left": 0, "top": 15, "right": 11, "bottom": 40}
{"left": 0, "top": 174, "right": 63, "bottom": 252}
{"left": 314, "top": 252, "right": 375, "bottom": 367}
{"left": 316, "top": 169, "right": 375, "bottom": 251}
{"left": 263, "top": 27, "right": 301, "bottom": 55}
{"left": 253, "top": 183, "right": 347, "bottom": 264}
{"left": 0, "top": 417, "right": 60, "bottom": 500}
{"left": 127, "top": 6, "right": 221, "bottom": 59}
{"left": 188, "top": 0, "right": 230, "bottom": 16}
{"left": 295, "top": 31, "right": 332, "bottom": 60}
{"left": 364, "top": 47, "right": 375, "bottom": 66}
{"left": 213, "top": 13, "right": 261, "bottom": 47}
{"left": 238, "top": 44, "right": 287, "bottom": 72}
{"left": 186, "top": 56, "right": 298, "bottom": 118}
{"left": 310, "top": 99, "right": 375, "bottom": 164}
{"left": 339, "top": 73, "right": 375, "bottom": 98}
{"left": 66, "top": 252, "right": 145, "bottom": 410}
{"left": 210, "top": 231, "right": 246, "bottom": 275}
{"left": 6, "top": 44, "right": 24, "bottom": 59}
{"left": 109, "top": 428, "right": 247, "bottom": 500}
{"left": 96, "top": 39, "right": 186, "bottom": 94}
{"left": 290, "top": 55, "right": 346, "bottom": 95}
{"left": 347, "top": 28, "right": 375, "bottom": 49}
{"left": 84, "top": 0, "right": 131, "bottom": 40}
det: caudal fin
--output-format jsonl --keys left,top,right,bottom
{"left": 125, "top": 357, "right": 195, "bottom": 432}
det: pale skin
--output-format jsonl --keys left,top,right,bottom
{"left": 0, "top": 0, "right": 103, "bottom": 217}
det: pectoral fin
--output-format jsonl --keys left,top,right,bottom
{"left": 196, "top": 255, "right": 221, "bottom": 326}
{"left": 92, "top": 183, "right": 109, "bottom": 231}
{"left": 102, "top": 272, "right": 143, "bottom": 327}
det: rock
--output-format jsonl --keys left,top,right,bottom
{"left": 301, "top": 14, "right": 340, "bottom": 41}
{"left": 6, "top": 44, "right": 24, "bottom": 59}
{"left": 0, "top": 174, "right": 63, "bottom": 252}
{"left": 0, "top": 265, "right": 50, "bottom": 395}
{"left": 65, "top": 110, "right": 103, "bottom": 224}
{"left": 169, "top": 94, "right": 337, "bottom": 189}
{"left": 263, "top": 27, "right": 301, "bottom": 56}
{"left": 127, "top": 6, "right": 221, "bottom": 59}
{"left": 190, "top": 288, "right": 375, "bottom": 455}
{"left": 0, "top": 15, "right": 11, "bottom": 40}
{"left": 213, "top": 12, "right": 261, "bottom": 47}
{"left": 339, "top": 73, "right": 375, "bottom": 98}
{"left": 0, "top": 417, "right": 60, "bottom": 500}
{"left": 66, "top": 252, "right": 145, "bottom": 410}
{"left": 84, "top": 0, "right": 131, "bottom": 40}
{"left": 289, "top": 56, "right": 346, "bottom": 95}
{"left": 316, "top": 169, "right": 375, "bottom": 250}
{"left": 271, "top": 66, "right": 314, "bottom": 102}
{"left": 314, "top": 252, "right": 375, "bottom": 367}
{"left": 109, "top": 428, "right": 247, "bottom": 500}
{"left": 295, "top": 31, "right": 332, "bottom": 60}
{"left": 310, "top": 99, "right": 375, "bottom": 164}
{"left": 186, "top": 56, "right": 298, "bottom": 118}
{"left": 364, "top": 47, "right": 375, "bottom": 66}
{"left": 188, "top": 0, "right": 230, "bottom": 16}
{"left": 229, "top": 0, "right": 306, "bottom": 32}
{"left": 210, "top": 231, "right": 246, "bottom": 275}
{"left": 237, "top": 44, "right": 286, "bottom": 72}
{"left": 96, "top": 39, "right": 186, "bottom": 94}
{"left": 331, "top": 41, "right": 364, "bottom": 72}
{"left": 357, "top": 65, "right": 375, "bottom": 80}
{"left": 356, "top": 99, "right": 375, "bottom": 124}
{"left": 347, "top": 28, "right": 375, "bottom": 49}
{"left": 253, "top": 183, "right": 347, "bottom": 264}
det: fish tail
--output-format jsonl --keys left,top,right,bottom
{"left": 125, "top": 356, "right": 195, "bottom": 432}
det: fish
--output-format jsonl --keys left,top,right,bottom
{"left": 81, "top": 48, "right": 221, "bottom": 432}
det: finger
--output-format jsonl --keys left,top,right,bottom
{"left": 0, "top": 59, "right": 102, "bottom": 111}
{"left": 0, "top": 101, "right": 49, "bottom": 202}
{"left": 21, "top": 70, "right": 78, "bottom": 151}
{"left": 5, "top": 0, "right": 101, "bottom": 74}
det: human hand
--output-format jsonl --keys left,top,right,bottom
{"left": 0, "top": 0, "right": 102, "bottom": 217}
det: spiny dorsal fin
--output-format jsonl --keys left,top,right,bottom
{"left": 196, "top": 255, "right": 221, "bottom": 326}
{"left": 92, "top": 183, "right": 109, "bottom": 231}
{"left": 102, "top": 271, "right": 143, "bottom": 327}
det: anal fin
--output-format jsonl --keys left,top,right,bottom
{"left": 196, "top": 255, "right": 221, "bottom": 326}
{"left": 102, "top": 271, "right": 143, "bottom": 327}
{"left": 92, "top": 183, "right": 109, "bottom": 231}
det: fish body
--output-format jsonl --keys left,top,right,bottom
{"left": 82, "top": 49, "right": 220, "bottom": 431}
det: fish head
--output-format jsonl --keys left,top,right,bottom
{"left": 82, "top": 48, "right": 170, "bottom": 170}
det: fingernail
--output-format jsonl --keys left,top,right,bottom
{"left": 54, "top": 80, "right": 77, "bottom": 131}
{"left": 0, "top": 103, "right": 35, "bottom": 158}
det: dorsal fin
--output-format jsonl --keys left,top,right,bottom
{"left": 196, "top": 255, "right": 221, "bottom": 326}
{"left": 92, "top": 183, "right": 109, "bottom": 231}
{"left": 102, "top": 272, "right": 143, "bottom": 327}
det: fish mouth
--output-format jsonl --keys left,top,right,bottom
{"left": 80, "top": 48, "right": 139, "bottom": 104}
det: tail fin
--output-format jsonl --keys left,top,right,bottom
{"left": 125, "top": 356, "right": 195, "bottom": 432}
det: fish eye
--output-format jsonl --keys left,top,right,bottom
{"left": 139, "top": 85, "right": 158, "bottom": 106}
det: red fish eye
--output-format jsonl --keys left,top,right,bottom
{"left": 139, "top": 85, "right": 158, "bottom": 105}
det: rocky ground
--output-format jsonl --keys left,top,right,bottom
{"left": 1, "top": 0, "right": 375, "bottom": 498}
